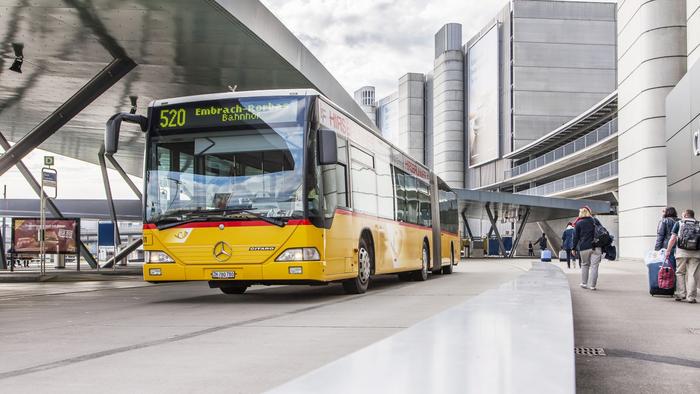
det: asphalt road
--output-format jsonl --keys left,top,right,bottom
{"left": 0, "top": 260, "right": 525, "bottom": 393}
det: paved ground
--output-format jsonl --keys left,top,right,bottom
{"left": 0, "top": 260, "right": 526, "bottom": 393}
{"left": 556, "top": 259, "right": 700, "bottom": 394}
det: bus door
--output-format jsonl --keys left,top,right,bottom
{"left": 430, "top": 173, "right": 442, "bottom": 271}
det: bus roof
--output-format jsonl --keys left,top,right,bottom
{"left": 150, "top": 89, "right": 323, "bottom": 107}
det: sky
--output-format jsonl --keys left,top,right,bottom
{"left": 260, "top": 0, "right": 615, "bottom": 99}
{"left": 0, "top": 0, "right": 615, "bottom": 200}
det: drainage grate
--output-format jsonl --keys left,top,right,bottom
{"left": 689, "top": 328, "right": 700, "bottom": 335}
{"left": 575, "top": 347, "right": 606, "bottom": 356}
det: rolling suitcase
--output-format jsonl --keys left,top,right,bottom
{"left": 559, "top": 250, "right": 567, "bottom": 262}
{"left": 540, "top": 249, "right": 552, "bottom": 262}
{"left": 645, "top": 250, "right": 675, "bottom": 296}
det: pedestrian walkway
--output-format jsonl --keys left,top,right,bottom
{"left": 565, "top": 259, "right": 700, "bottom": 394}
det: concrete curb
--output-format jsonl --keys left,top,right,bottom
{"left": 0, "top": 269, "right": 143, "bottom": 282}
{"left": 267, "top": 262, "right": 575, "bottom": 394}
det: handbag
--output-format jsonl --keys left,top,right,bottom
{"left": 657, "top": 259, "right": 675, "bottom": 290}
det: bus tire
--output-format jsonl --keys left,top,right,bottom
{"left": 343, "top": 237, "right": 371, "bottom": 294}
{"left": 413, "top": 242, "right": 429, "bottom": 281}
{"left": 219, "top": 283, "right": 248, "bottom": 294}
{"left": 442, "top": 244, "right": 455, "bottom": 274}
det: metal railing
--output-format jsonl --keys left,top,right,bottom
{"left": 506, "top": 117, "right": 617, "bottom": 178}
{"left": 516, "top": 160, "right": 618, "bottom": 197}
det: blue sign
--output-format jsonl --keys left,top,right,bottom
{"left": 98, "top": 222, "right": 115, "bottom": 247}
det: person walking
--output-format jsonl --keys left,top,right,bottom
{"left": 572, "top": 207, "right": 602, "bottom": 290}
{"left": 562, "top": 222, "right": 575, "bottom": 269}
{"left": 666, "top": 209, "right": 700, "bottom": 303}
{"left": 655, "top": 207, "right": 679, "bottom": 269}
{"left": 536, "top": 233, "right": 548, "bottom": 251}
{"left": 528, "top": 241, "right": 534, "bottom": 257}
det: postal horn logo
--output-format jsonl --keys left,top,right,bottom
{"left": 213, "top": 241, "right": 232, "bottom": 262}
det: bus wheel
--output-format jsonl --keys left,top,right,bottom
{"left": 442, "top": 245, "right": 454, "bottom": 274}
{"left": 413, "top": 242, "right": 429, "bottom": 281}
{"left": 343, "top": 238, "right": 372, "bottom": 294}
{"left": 220, "top": 283, "right": 248, "bottom": 294}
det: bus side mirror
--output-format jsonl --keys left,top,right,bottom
{"left": 318, "top": 128, "right": 338, "bottom": 165}
{"left": 105, "top": 113, "right": 148, "bottom": 155}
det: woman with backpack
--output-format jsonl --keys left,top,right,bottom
{"left": 655, "top": 207, "right": 679, "bottom": 269}
{"left": 572, "top": 206, "right": 603, "bottom": 290}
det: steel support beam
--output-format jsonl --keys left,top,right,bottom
{"left": 486, "top": 212, "right": 498, "bottom": 238}
{"left": 101, "top": 238, "right": 142, "bottom": 269}
{"left": 509, "top": 207, "right": 531, "bottom": 258}
{"left": 0, "top": 57, "right": 136, "bottom": 177}
{"left": 461, "top": 209, "right": 474, "bottom": 241}
{"left": 105, "top": 154, "right": 142, "bottom": 200}
{"left": 0, "top": 133, "right": 98, "bottom": 268}
{"left": 98, "top": 145, "right": 122, "bottom": 267}
{"left": 485, "top": 203, "right": 507, "bottom": 258}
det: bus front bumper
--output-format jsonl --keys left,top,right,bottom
{"left": 143, "top": 261, "right": 332, "bottom": 283}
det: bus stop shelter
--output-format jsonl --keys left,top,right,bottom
{"left": 454, "top": 189, "right": 611, "bottom": 258}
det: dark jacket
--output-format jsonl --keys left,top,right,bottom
{"left": 536, "top": 236, "right": 547, "bottom": 250}
{"left": 655, "top": 217, "right": 679, "bottom": 251}
{"left": 573, "top": 217, "right": 599, "bottom": 251}
{"left": 562, "top": 227, "right": 575, "bottom": 250}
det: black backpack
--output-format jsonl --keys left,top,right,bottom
{"left": 593, "top": 219, "right": 613, "bottom": 248}
{"left": 677, "top": 220, "right": 700, "bottom": 250}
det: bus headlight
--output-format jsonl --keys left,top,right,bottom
{"left": 276, "top": 247, "right": 320, "bottom": 261}
{"left": 146, "top": 251, "right": 175, "bottom": 263}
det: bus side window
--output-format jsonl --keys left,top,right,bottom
{"left": 393, "top": 168, "right": 407, "bottom": 221}
{"left": 418, "top": 180, "right": 431, "bottom": 227}
{"left": 404, "top": 174, "right": 418, "bottom": 224}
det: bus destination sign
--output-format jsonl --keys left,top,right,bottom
{"left": 154, "top": 96, "right": 301, "bottom": 131}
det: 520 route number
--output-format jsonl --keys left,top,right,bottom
{"left": 159, "top": 108, "right": 186, "bottom": 128}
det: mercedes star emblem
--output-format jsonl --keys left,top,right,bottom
{"left": 213, "top": 241, "right": 232, "bottom": 262}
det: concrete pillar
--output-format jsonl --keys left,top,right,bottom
{"left": 432, "top": 23, "right": 464, "bottom": 188}
{"left": 617, "top": 0, "right": 687, "bottom": 257}
{"left": 688, "top": 0, "right": 700, "bottom": 69}
{"left": 398, "top": 73, "right": 426, "bottom": 163}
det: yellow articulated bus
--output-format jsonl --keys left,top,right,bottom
{"left": 109, "top": 89, "right": 458, "bottom": 294}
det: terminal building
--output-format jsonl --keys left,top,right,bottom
{"left": 356, "top": 0, "right": 619, "bottom": 254}
{"left": 354, "top": 0, "right": 700, "bottom": 258}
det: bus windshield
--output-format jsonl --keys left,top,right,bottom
{"left": 145, "top": 97, "right": 307, "bottom": 223}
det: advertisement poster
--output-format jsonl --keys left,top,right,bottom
{"left": 467, "top": 24, "right": 500, "bottom": 168}
{"left": 12, "top": 218, "right": 79, "bottom": 254}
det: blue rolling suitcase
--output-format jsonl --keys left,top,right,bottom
{"left": 540, "top": 249, "right": 552, "bottom": 262}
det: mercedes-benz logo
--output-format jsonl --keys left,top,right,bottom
{"left": 213, "top": 241, "right": 232, "bottom": 262}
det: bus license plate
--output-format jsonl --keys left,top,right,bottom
{"left": 211, "top": 271, "right": 235, "bottom": 279}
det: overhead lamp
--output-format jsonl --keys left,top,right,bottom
{"left": 9, "top": 43, "right": 23, "bottom": 73}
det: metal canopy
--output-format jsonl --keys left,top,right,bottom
{"left": 505, "top": 91, "right": 618, "bottom": 161}
{"left": 0, "top": 0, "right": 372, "bottom": 175}
{"left": 0, "top": 198, "right": 142, "bottom": 221}
{"left": 456, "top": 189, "right": 611, "bottom": 223}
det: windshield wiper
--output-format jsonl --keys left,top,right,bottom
{"left": 154, "top": 215, "right": 227, "bottom": 231}
{"left": 224, "top": 208, "right": 287, "bottom": 227}
{"left": 152, "top": 209, "right": 286, "bottom": 230}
